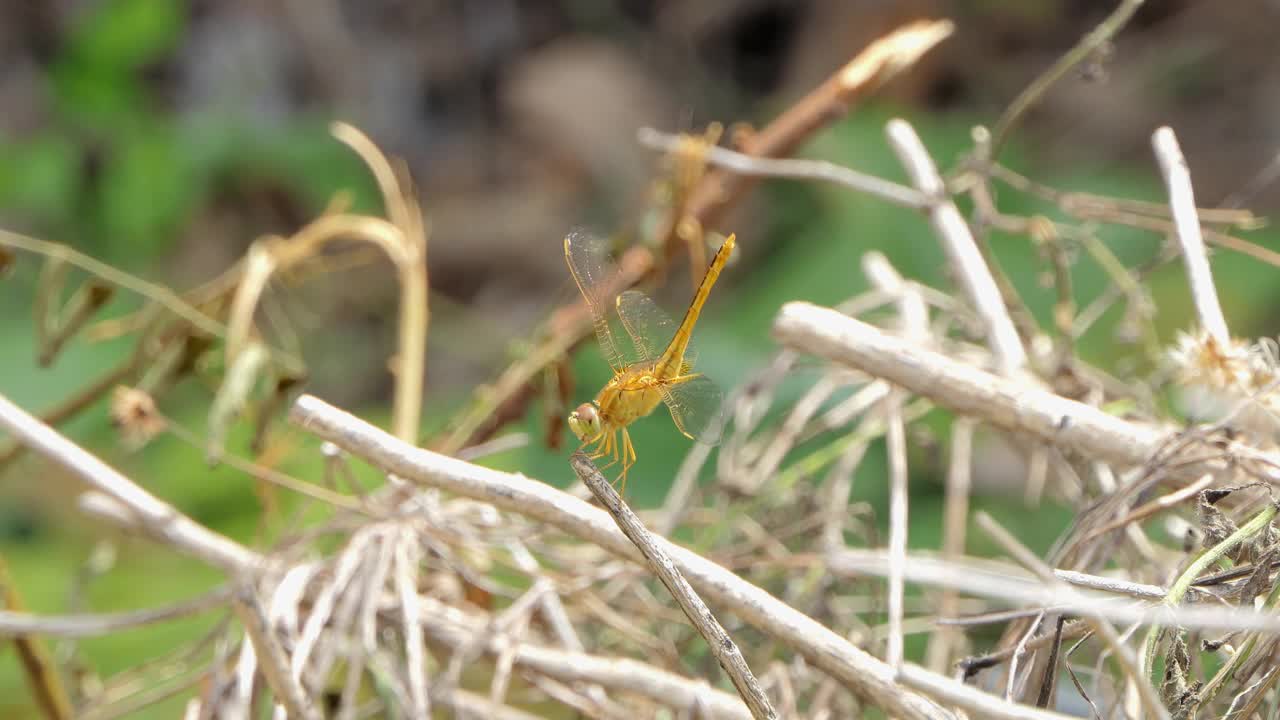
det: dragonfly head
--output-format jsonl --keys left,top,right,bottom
{"left": 568, "top": 402, "right": 602, "bottom": 441}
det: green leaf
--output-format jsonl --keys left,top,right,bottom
{"left": 66, "top": 0, "right": 185, "bottom": 71}
{"left": 0, "top": 135, "right": 79, "bottom": 219}
{"left": 95, "top": 127, "right": 202, "bottom": 258}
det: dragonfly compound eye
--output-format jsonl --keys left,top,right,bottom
{"left": 568, "top": 403, "right": 601, "bottom": 440}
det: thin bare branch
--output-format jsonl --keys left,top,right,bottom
{"left": 0, "top": 587, "right": 231, "bottom": 638}
{"left": 571, "top": 453, "right": 776, "bottom": 720}
{"left": 1153, "top": 126, "right": 1229, "bottom": 343}
{"left": 230, "top": 587, "right": 322, "bottom": 720}
{"left": 0, "top": 392, "right": 262, "bottom": 573}
{"left": 772, "top": 302, "right": 1165, "bottom": 467}
{"left": 885, "top": 120, "right": 1027, "bottom": 374}
{"left": 637, "top": 127, "right": 928, "bottom": 210}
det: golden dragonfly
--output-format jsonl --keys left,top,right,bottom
{"left": 565, "top": 231, "right": 735, "bottom": 491}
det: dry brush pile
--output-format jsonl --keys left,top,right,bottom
{"left": 5, "top": 7, "right": 1280, "bottom": 720}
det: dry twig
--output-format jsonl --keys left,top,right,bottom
{"left": 572, "top": 452, "right": 774, "bottom": 719}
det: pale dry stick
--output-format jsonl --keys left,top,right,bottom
{"left": 812, "top": 375, "right": 890, "bottom": 439}
{"left": 896, "top": 663, "right": 1078, "bottom": 720}
{"left": 988, "top": 163, "right": 1261, "bottom": 230}
{"left": 90, "top": 620, "right": 226, "bottom": 711}
{"left": 1050, "top": 570, "right": 1171, "bottom": 601}
{"left": 438, "top": 690, "right": 545, "bottom": 720}
{"left": 862, "top": 252, "right": 929, "bottom": 338}
{"left": 504, "top": 541, "right": 582, "bottom": 653}
{"left": 1005, "top": 610, "right": 1046, "bottom": 701}
{"left": 1081, "top": 473, "right": 1215, "bottom": 543}
{"left": 974, "top": 512, "right": 1171, "bottom": 720}
{"left": 393, "top": 529, "right": 429, "bottom": 718}
{"left": 749, "top": 375, "right": 843, "bottom": 493}
{"left": 337, "top": 529, "right": 396, "bottom": 720}
{"left": 637, "top": 127, "right": 929, "bottom": 210}
{"left": 884, "top": 364, "right": 909, "bottom": 673}
{"left": 820, "top": 435, "right": 870, "bottom": 551}
{"left": 525, "top": 674, "right": 629, "bottom": 720}
{"left": 927, "top": 417, "right": 975, "bottom": 671}
{"left": 958, "top": 622, "right": 1091, "bottom": 679}
{"left": 290, "top": 531, "right": 373, "bottom": 691}
{"left": 570, "top": 453, "right": 778, "bottom": 720}
{"left": 828, "top": 549, "right": 1280, "bottom": 633}
{"left": 0, "top": 392, "right": 262, "bottom": 573}
{"left": 300, "top": 567, "right": 756, "bottom": 718}
{"left": 1152, "top": 126, "right": 1229, "bottom": 344}
{"left": 77, "top": 668, "right": 209, "bottom": 720}
{"left": 1227, "top": 662, "right": 1280, "bottom": 719}
{"left": 772, "top": 302, "right": 1168, "bottom": 468}
{"left": 655, "top": 440, "right": 714, "bottom": 536}
{"left": 365, "top": 651, "right": 417, "bottom": 718}
{"left": 227, "top": 625, "right": 258, "bottom": 720}
{"left": 489, "top": 602, "right": 537, "bottom": 708}
{"left": 457, "top": 432, "right": 529, "bottom": 461}
{"left": 0, "top": 587, "right": 231, "bottom": 637}
{"left": 229, "top": 588, "right": 321, "bottom": 720}
{"left": 265, "top": 565, "right": 317, "bottom": 720}
{"left": 436, "top": 580, "right": 549, "bottom": 701}
{"left": 885, "top": 119, "right": 1027, "bottom": 375}
{"left": 505, "top": 541, "right": 615, "bottom": 711}
{"left": 304, "top": 547, "right": 374, "bottom": 700}
{"left": 862, "top": 250, "right": 927, "bottom": 672}
{"left": 291, "top": 395, "right": 953, "bottom": 720}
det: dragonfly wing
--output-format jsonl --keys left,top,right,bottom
{"left": 564, "top": 231, "right": 628, "bottom": 372}
{"left": 615, "top": 290, "right": 673, "bottom": 363}
{"left": 659, "top": 373, "right": 725, "bottom": 445}
{"left": 618, "top": 289, "right": 724, "bottom": 443}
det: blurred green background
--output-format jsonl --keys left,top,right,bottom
{"left": 3, "top": 0, "right": 1280, "bottom": 716}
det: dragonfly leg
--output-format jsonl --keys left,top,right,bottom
{"left": 594, "top": 431, "right": 621, "bottom": 473}
{"left": 614, "top": 428, "right": 639, "bottom": 497}
{"left": 583, "top": 434, "right": 606, "bottom": 460}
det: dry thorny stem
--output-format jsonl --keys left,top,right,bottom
{"left": 7, "top": 8, "right": 1280, "bottom": 720}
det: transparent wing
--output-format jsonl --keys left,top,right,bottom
{"left": 616, "top": 291, "right": 724, "bottom": 443}
{"left": 564, "top": 231, "right": 629, "bottom": 371}
{"left": 660, "top": 373, "right": 724, "bottom": 446}
{"left": 615, "top": 290, "right": 674, "bottom": 364}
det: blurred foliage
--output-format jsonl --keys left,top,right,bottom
{"left": 0, "top": 0, "right": 378, "bottom": 268}
{"left": 4, "top": 1, "right": 1280, "bottom": 718}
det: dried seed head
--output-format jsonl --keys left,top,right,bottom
{"left": 110, "top": 386, "right": 166, "bottom": 448}
{"left": 1169, "top": 331, "right": 1253, "bottom": 391}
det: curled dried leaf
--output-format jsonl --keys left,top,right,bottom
{"left": 1236, "top": 547, "right": 1277, "bottom": 606}
{"left": 1160, "top": 633, "right": 1198, "bottom": 718}
{"left": 1199, "top": 489, "right": 1239, "bottom": 549}
{"left": 207, "top": 341, "right": 269, "bottom": 463}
